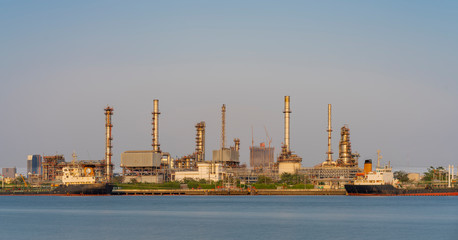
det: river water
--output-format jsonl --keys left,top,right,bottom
{"left": 0, "top": 196, "right": 457, "bottom": 240}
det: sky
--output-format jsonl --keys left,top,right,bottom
{"left": 1, "top": 1, "right": 458, "bottom": 174}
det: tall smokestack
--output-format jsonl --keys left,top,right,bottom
{"left": 326, "top": 104, "right": 333, "bottom": 162}
{"left": 278, "top": 96, "right": 302, "bottom": 174}
{"left": 152, "top": 99, "right": 161, "bottom": 153}
{"left": 364, "top": 159, "right": 372, "bottom": 174}
{"left": 284, "top": 96, "right": 291, "bottom": 152}
{"left": 221, "top": 104, "right": 226, "bottom": 149}
{"left": 104, "top": 106, "right": 113, "bottom": 182}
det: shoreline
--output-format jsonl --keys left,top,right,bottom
{"left": 0, "top": 188, "right": 347, "bottom": 196}
{"left": 111, "top": 189, "right": 347, "bottom": 196}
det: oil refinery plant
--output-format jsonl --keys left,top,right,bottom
{"left": 23, "top": 96, "right": 364, "bottom": 188}
{"left": 118, "top": 96, "right": 361, "bottom": 187}
{"left": 24, "top": 106, "right": 115, "bottom": 187}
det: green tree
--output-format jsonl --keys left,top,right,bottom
{"left": 256, "top": 175, "right": 273, "bottom": 184}
{"left": 187, "top": 181, "right": 199, "bottom": 189}
{"left": 280, "top": 173, "right": 293, "bottom": 184}
{"left": 181, "top": 178, "right": 195, "bottom": 184}
{"left": 215, "top": 180, "right": 223, "bottom": 187}
{"left": 422, "top": 166, "right": 446, "bottom": 181}
{"left": 112, "top": 175, "right": 124, "bottom": 184}
{"left": 280, "top": 173, "right": 304, "bottom": 185}
{"left": 393, "top": 171, "right": 409, "bottom": 183}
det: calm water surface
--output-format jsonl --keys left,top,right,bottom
{"left": 0, "top": 196, "right": 457, "bottom": 240}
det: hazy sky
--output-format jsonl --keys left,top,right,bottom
{"left": 1, "top": 1, "right": 458, "bottom": 174}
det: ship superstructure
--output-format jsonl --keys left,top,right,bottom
{"left": 356, "top": 165, "right": 394, "bottom": 185}
{"left": 61, "top": 166, "right": 96, "bottom": 185}
{"left": 345, "top": 151, "right": 458, "bottom": 196}
{"left": 354, "top": 151, "right": 393, "bottom": 185}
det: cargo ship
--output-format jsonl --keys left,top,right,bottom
{"left": 345, "top": 159, "right": 458, "bottom": 196}
{"left": 50, "top": 166, "right": 113, "bottom": 195}
{"left": 1, "top": 166, "right": 113, "bottom": 196}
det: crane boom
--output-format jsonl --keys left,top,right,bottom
{"left": 264, "top": 126, "right": 272, "bottom": 148}
{"left": 20, "top": 174, "right": 28, "bottom": 188}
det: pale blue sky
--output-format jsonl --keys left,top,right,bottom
{"left": 1, "top": 1, "right": 458, "bottom": 173}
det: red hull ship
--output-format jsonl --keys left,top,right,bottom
{"left": 345, "top": 155, "right": 457, "bottom": 196}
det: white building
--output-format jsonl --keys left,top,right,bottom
{"left": 174, "top": 162, "right": 229, "bottom": 182}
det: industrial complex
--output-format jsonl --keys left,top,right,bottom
{"left": 4, "top": 107, "right": 115, "bottom": 186}
{"left": 7, "top": 96, "right": 377, "bottom": 188}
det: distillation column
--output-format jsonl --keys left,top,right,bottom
{"left": 104, "top": 106, "right": 114, "bottom": 182}
{"left": 195, "top": 121, "right": 206, "bottom": 162}
{"left": 338, "top": 125, "right": 353, "bottom": 166}
{"left": 234, "top": 138, "right": 240, "bottom": 151}
{"left": 152, "top": 99, "right": 161, "bottom": 153}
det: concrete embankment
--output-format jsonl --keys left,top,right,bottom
{"left": 111, "top": 189, "right": 346, "bottom": 196}
{"left": 256, "top": 189, "right": 346, "bottom": 195}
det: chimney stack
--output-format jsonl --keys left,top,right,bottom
{"left": 326, "top": 104, "right": 333, "bottom": 163}
{"left": 221, "top": 104, "right": 226, "bottom": 149}
{"left": 152, "top": 99, "right": 161, "bottom": 153}
{"left": 104, "top": 106, "right": 113, "bottom": 182}
{"left": 284, "top": 96, "right": 291, "bottom": 152}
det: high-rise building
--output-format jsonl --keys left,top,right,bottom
{"left": 27, "top": 155, "right": 42, "bottom": 175}
{"left": 250, "top": 143, "right": 274, "bottom": 170}
{"left": 2, "top": 167, "right": 16, "bottom": 178}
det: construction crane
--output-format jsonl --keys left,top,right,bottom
{"left": 264, "top": 126, "right": 272, "bottom": 149}
{"left": 20, "top": 174, "right": 28, "bottom": 188}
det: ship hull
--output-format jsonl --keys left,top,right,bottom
{"left": 0, "top": 183, "right": 113, "bottom": 196}
{"left": 345, "top": 184, "right": 458, "bottom": 196}
{"left": 52, "top": 183, "right": 113, "bottom": 195}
